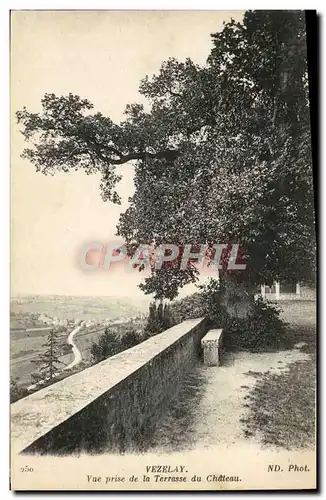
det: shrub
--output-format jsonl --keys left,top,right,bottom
{"left": 90, "top": 327, "right": 141, "bottom": 364}
{"left": 180, "top": 279, "right": 287, "bottom": 351}
{"left": 10, "top": 379, "right": 28, "bottom": 403}
{"left": 170, "top": 281, "right": 224, "bottom": 327}
{"left": 90, "top": 328, "right": 121, "bottom": 363}
{"left": 224, "top": 297, "right": 287, "bottom": 351}
{"left": 144, "top": 302, "right": 175, "bottom": 337}
{"left": 120, "top": 329, "right": 139, "bottom": 350}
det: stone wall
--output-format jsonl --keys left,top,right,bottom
{"left": 264, "top": 287, "right": 316, "bottom": 302}
{"left": 11, "top": 318, "right": 208, "bottom": 456}
{"left": 300, "top": 286, "right": 316, "bottom": 301}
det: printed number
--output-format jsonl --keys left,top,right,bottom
{"left": 20, "top": 465, "right": 34, "bottom": 473}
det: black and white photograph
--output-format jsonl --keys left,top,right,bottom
{"left": 10, "top": 9, "right": 317, "bottom": 491}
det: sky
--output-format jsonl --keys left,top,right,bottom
{"left": 11, "top": 10, "right": 244, "bottom": 299}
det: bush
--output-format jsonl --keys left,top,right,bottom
{"left": 224, "top": 297, "right": 287, "bottom": 351}
{"left": 144, "top": 302, "right": 175, "bottom": 337}
{"left": 90, "top": 327, "right": 141, "bottom": 364}
{"left": 180, "top": 279, "right": 287, "bottom": 351}
{"left": 90, "top": 328, "right": 120, "bottom": 363}
{"left": 170, "top": 279, "right": 225, "bottom": 327}
{"left": 10, "top": 379, "right": 28, "bottom": 403}
{"left": 120, "top": 330, "right": 140, "bottom": 350}
{"left": 142, "top": 280, "right": 287, "bottom": 353}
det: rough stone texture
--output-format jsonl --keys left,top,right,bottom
{"left": 201, "top": 329, "right": 223, "bottom": 366}
{"left": 300, "top": 286, "right": 316, "bottom": 301}
{"left": 11, "top": 317, "right": 208, "bottom": 455}
{"left": 261, "top": 285, "right": 316, "bottom": 302}
{"left": 264, "top": 290, "right": 316, "bottom": 301}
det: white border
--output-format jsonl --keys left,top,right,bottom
{"left": 4, "top": 1, "right": 325, "bottom": 9}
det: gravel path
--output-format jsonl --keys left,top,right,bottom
{"left": 148, "top": 346, "right": 310, "bottom": 453}
{"left": 149, "top": 301, "right": 316, "bottom": 453}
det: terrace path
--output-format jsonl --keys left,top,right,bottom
{"left": 148, "top": 301, "right": 316, "bottom": 452}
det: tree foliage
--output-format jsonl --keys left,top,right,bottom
{"left": 144, "top": 301, "right": 174, "bottom": 336}
{"left": 10, "top": 378, "right": 29, "bottom": 403}
{"left": 17, "top": 10, "right": 315, "bottom": 300}
{"left": 31, "top": 328, "right": 64, "bottom": 381}
{"left": 90, "top": 326, "right": 140, "bottom": 364}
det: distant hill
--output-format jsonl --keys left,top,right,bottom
{"left": 10, "top": 294, "right": 151, "bottom": 323}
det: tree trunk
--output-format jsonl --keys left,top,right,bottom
{"left": 219, "top": 271, "right": 256, "bottom": 319}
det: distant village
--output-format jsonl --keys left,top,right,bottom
{"left": 37, "top": 313, "right": 146, "bottom": 328}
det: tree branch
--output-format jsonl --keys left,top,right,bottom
{"left": 108, "top": 148, "right": 180, "bottom": 165}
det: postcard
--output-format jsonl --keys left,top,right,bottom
{"left": 10, "top": 9, "right": 317, "bottom": 491}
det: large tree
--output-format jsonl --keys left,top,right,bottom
{"left": 17, "top": 10, "right": 315, "bottom": 301}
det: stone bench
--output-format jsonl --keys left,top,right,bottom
{"left": 201, "top": 329, "right": 223, "bottom": 366}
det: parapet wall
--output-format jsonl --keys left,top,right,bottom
{"left": 11, "top": 317, "right": 208, "bottom": 455}
{"left": 265, "top": 287, "right": 316, "bottom": 301}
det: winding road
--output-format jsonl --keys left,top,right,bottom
{"left": 27, "top": 324, "right": 83, "bottom": 391}
{"left": 63, "top": 325, "right": 83, "bottom": 371}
